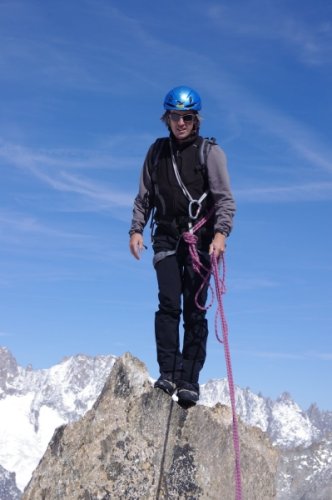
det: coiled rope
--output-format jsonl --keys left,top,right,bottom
{"left": 182, "top": 216, "right": 242, "bottom": 500}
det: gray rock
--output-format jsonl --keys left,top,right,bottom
{"left": 0, "top": 347, "right": 19, "bottom": 397}
{"left": 23, "top": 353, "right": 279, "bottom": 500}
{"left": 0, "top": 464, "right": 22, "bottom": 500}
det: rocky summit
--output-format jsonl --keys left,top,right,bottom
{"left": 23, "top": 353, "right": 278, "bottom": 500}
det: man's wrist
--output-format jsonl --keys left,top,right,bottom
{"left": 214, "top": 231, "right": 226, "bottom": 238}
{"left": 129, "top": 229, "right": 143, "bottom": 237}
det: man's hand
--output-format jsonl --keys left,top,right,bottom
{"left": 209, "top": 232, "right": 226, "bottom": 258}
{"left": 129, "top": 233, "right": 145, "bottom": 260}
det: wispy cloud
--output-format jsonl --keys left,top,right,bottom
{"left": 2, "top": 1, "right": 331, "bottom": 179}
{"left": 205, "top": 2, "right": 332, "bottom": 66}
{"left": 0, "top": 211, "right": 89, "bottom": 240}
{"left": 0, "top": 209, "right": 132, "bottom": 276}
{"left": 230, "top": 276, "right": 280, "bottom": 291}
{"left": 245, "top": 105, "right": 332, "bottom": 176}
{"left": 280, "top": 19, "right": 332, "bottom": 66}
{"left": 133, "top": 26, "right": 332, "bottom": 182}
{"left": 0, "top": 139, "right": 134, "bottom": 210}
{"left": 0, "top": 138, "right": 139, "bottom": 171}
{"left": 1, "top": 3, "right": 331, "bottom": 209}
{"left": 0, "top": 2, "right": 164, "bottom": 93}
{"left": 235, "top": 181, "right": 332, "bottom": 203}
{"left": 0, "top": 331, "right": 11, "bottom": 337}
{"left": 27, "top": 168, "right": 133, "bottom": 208}
{"left": 238, "top": 350, "right": 332, "bottom": 361}
{"left": 0, "top": 32, "right": 110, "bottom": 93}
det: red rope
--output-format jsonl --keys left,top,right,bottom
{"left": 211, "top": 253, "right": 242, "bottom": 500}
{"left": 182, "top": 218, "right": 242, "bottom": 500}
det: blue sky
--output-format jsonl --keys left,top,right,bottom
{"left": 1, "top": 0, "right": 331, "bottom": 410}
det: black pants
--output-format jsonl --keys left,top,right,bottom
{"left": 154, "top": 236, "right": 211, "bottom": 384}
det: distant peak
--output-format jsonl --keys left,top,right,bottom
{"left": 277, "top": 391, "right": 293, "bottom": 403}
{"left": 0, "top": 347, "right": 19, "bottom": 386}
{"left": 0, "top": 346, "right": 18, "bottom": 370}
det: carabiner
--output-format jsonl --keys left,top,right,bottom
{"left": 188, "top": 200, "right": 202, "bottom": 220}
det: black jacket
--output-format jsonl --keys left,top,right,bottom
{"left": 130, "top": 134, "right": 236, "bottom": 237}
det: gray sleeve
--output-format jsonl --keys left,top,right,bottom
{"left": 129, "top": 146, "right": 154, "bottom": 236}
{"left": 206, "top": 145, "right": 236, "bottom": 236}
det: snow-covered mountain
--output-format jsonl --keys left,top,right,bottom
{"left": 200, "top": 382, "right": 321, "bottom": 448}
{"left": 276, "top": 436, "right": 332, "bottom": 500}
{"left": 0, "top": 347, "right": 116, "bottom": 492}
{"left": 0, "top": 465, "right": 21, "bottom": 500}
{"left": 0, "top": 346, "right": 331, "bottom": 499}
{"left": 199, "top": 380, "right": 332, "bottom": 498}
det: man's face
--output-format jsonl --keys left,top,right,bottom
{"left": 167, "top": 111, "right": 196, "bottom": 141}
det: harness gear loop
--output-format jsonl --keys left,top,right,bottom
{"left": 182, "top": 212, "right": 243, "bottom": 500}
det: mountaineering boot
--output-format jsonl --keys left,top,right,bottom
{"left": 154, "top": 372, "right": 177, "bottom": 396}
{"left": 177, "top": 381, "right": 200, "bottom": 405}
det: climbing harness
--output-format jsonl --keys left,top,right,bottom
{"left": 182, "top": 215, "right": 242, "bottom": 500}
{"left": 170, "top": 141, "right": 209, "bottom": 221}
{"left": 148, "top": 136, "right": 217, "bottom": 239}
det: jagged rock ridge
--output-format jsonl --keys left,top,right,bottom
{"left": 23, "top": 353, "right": 279, "bottom": 500}
{"left": 1, "top": 346, "right": 332, "bottom": 499}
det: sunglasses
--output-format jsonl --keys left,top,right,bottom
{"left": 169, "top": 113, "right": 196, "bottom": 123}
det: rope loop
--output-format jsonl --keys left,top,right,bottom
{"left": 183, "top": 214, "right": 242, "bottom": 500}
{"left": 182, "top": 230, "right": 214, "bottom": 311}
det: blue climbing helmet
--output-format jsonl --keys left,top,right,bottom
{"left": 163, "top": 85, "right": 202, "bottom": 111}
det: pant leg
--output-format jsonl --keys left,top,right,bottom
{"left": 154, "top": 254, "right": 183, "bottom": 379}
{"left": 181, "top": 250, "right": 211, "bottom": 383}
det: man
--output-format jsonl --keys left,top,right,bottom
{"left": 129, "top": 85, "right": 235, "bottom": 405}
